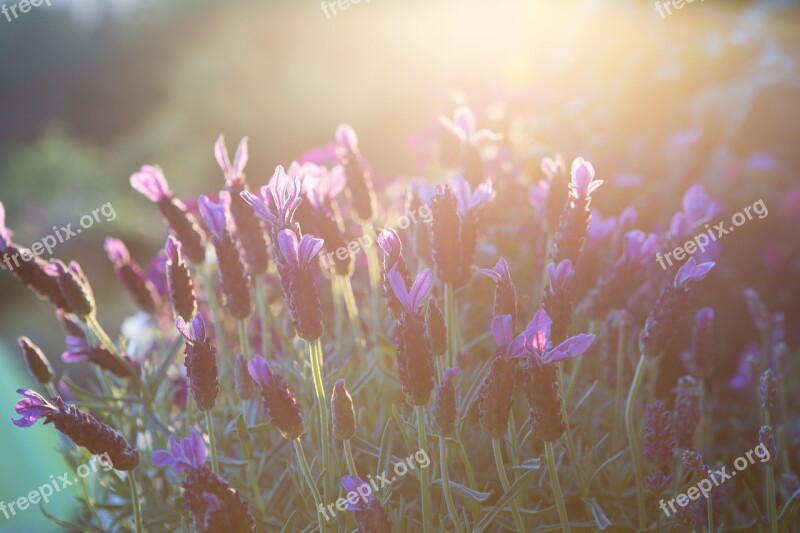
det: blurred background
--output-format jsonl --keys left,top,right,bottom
{"left": 1, "top": 0, "right": 799, "bottom": 529}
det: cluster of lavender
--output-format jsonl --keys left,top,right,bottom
{"left": 1, "top": 105, "right": 795, "bottom": 533}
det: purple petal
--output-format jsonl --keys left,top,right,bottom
{"left": 586, "top": 211, "right": 616, "bottom": 243}
{"left": 152, "top": 450, "right": 175, "bottom": 468}
{"left": 468, "top": 180, "right": 496, "bottom": 212}
{"left": 529, "top": 181, "right": 548, "bottom": 213}
{"left": 451, "top": 176, "right": 472, "bottom": 216}
{"left": 241, "top": 190, "right": 276, "bottom": 225}
{"left": 0, "top": 201, "right": 9, "bottom": 250}
{"left": 104, "top": 237, "right": 130, "bottom": 265}
{"left": 541, "top": 155, "right": 565, "bottom": 179}
{"left": 388, "top": 265, "right": 411, "bottom": 312}
{"left": 297, "top": 234, "right": 324, "bottom": 268}
{"left": 232, "top": 137, "right": 249, "bottom": 177}
{"left": 277, "top": 229, "right": 300, "bottom": 269}
{"left": 165, "top": 235, "right": 181, "bottom": 263}
{"left": 523, "top": 309, "right": 552, "bottom": 358}
{"left": 214, "top": 135, "right": 232, "bottom": 175}
{"left": 188, "top": 428, "right": 207, "bottom": 468}
{"left": 454, "top": 106, "right": 476, "bottom": 140}
{"left": 198, "top": 195, "right": 227, "bottom": 241}
{"left": 130, "top": 165, "right": 170, "bottom": 202}
{"left": 190, "top": 315, "right": 206, "bottom": 343}
{"left": 202, "top": 492, "right": 222, "bottom": 512}
{"left": 341, "top": 475, "right": 371, "bottom": 509}
{"left": 547, "top": 260, "right": 573, "bottom": 290}
{"left": 247, "top": 356, "right": 273, "bottom": 387}
{"left": 168, "top": 435, "right": 181, "bottom": 457}
{"left": 546, "top": 334, "right": 596, "bottom": 363}
{"left": 442, "top": 367, "right": 460, "bottom": 382}
{"left": 378, "top": 229, "right": 402, "bottom": 259}
{"left": 335, "top": 124, "right": 359, "bottom": 154}
{"left": 407, "top": 269, "right": 433, "bottom": 314}
{"left": 491, "top": 315, "right": 514, "bottom": 351}
{"left": 619, "top": 206, "right": 638, "bottom": 228}
{"left": 675, "top": 258, "right": 715, "bottom": 286}
{"left": 570, "top": 157, "right": 602, "bottom": 198}
{"left": 176, "top": 317, "right": 191, "bottom": 342}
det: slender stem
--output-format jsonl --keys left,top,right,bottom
{"left": 343, "top": 439, "right": 358, "bottom": 476}
{"left": 508, "top": 410, "right": 521, "bottom": 476}
{"left": 363, "top": 222, "right": 381, "bottom": 339}
{"left": 128, "top": 471, "right": 143, "bottom": 533}
{"left": 439, "top": 437, "right": 465, "bottom": 533}
{"left": 534, "top": 233, "right": 554, "bottom": 307}
{"left": 294, "top": 439, "right": 326, "bottom": 533}
{"left": 197, "top": 268, "right": 228, "bottom": 375}
{"left": 332, "top": 275, "right": 344, "bottom": 351}
{"left": 86, "top": 315, "right": 138, "bottom": 381}
{"left": 254, "top": 276, "right": 269, "bottom": 358}
{"left": 545, "top": 441, "right": 571, "bottom": 533}
{"left": 766, "top": 465, "right": 778, "bottom": 533}
{"left": 492, "top": 437, "right": 526, "bottom": 533}
{"left": 625, "top": 354, "right": 648, "bottom": 531}
{"left": 238, "top": 319, "right": 250, "bottom": 359}
{"left": 706, "top": 487, "right": 714, "bottom": 533}
{"left": 205, "top": 410, "right": 219, "bottom": 474}
{"left": 308, "top": 338, "right": 330, "bottom": 497}
{"left": 247, "top": 458, "right": 267, "bottom": 521}
{"left": 339, "top": 276, "right": 366, "bottom": 358}
{"left": 186, "top": 394, "right": 194, "bottom": 431}
{"left": 444, "top": 283, "right": 455, "bottom": 370}
{"left": 455, "top": 429, "right": 480, "bottom": 522}
{"left": 612, "top": 321, "right": 626, "bottom": 449}
{"left": 416, "top": 405, "right": 432, "bottom": 533}
{"left": 557, "top": 364, "right": 589, "bottom": 499}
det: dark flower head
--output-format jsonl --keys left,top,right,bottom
{"left": 430, "top": 184, "right": 461, "bottom": 283}
{"left": 335, "top": 124, "right": 377, "bottom": 222}
{"left": 104, "top": 237, "right": 160, "bottom": 314}
{"left": 331, "top": 378, "right": 357, "bottom": 441}
{"left": 240, "top": 165, "right": 303, "bottom": 232}
{"left": 479, "top": 257, "right": 517, "bottom": 325}
{"left": 388, "top": 266, "right": 432, "bottom": 316}
{"left": 214, "top": 135, "right": 249, "bottom": 185}
{"left": 520, "top": 309, "right": 595, "bottom": 365}
{"left": 275, "top": 229, "right": 324, "bottom": 340}
{"left": 178, "top": 314, "right": 219, "bottom": 411}
{"left": 542, "top": 259, "right": 574, "bottom": 343}
{"left": 759, "top": 369, "right": 777, "bottom": 413}
{"left": 681, "top": 450, "right": 709, "bottom": 478}
{"left": 643, "top": 400, "right": 676, "bottom": 467}
{"left": 62, "top": 335, "right": 139, "bottom": 379}
{"left": 247, "top": 356, "right": 304, "bottom": 439}
{"left": 433, "top": 367, "right": 459, "bottom": 436}
{"left": 165, "top": 235, "right": 197, "bottom": 321}
{"left": 152, "top": 428, "right": 207, "bottom": 474}
{"left": 56, "top": 309, "right": 84, "bottom": 337}
{"left": 379, "top": 229, "right": 410, "bottom": 319}
{"left": 51, "top": 260, "right": 95, "bottom": 317}
{"left": 681, "top": 307, "right": 716, "bottom": 379}
{"left": 18, "top": 337, "right": 54, "bottom": 385}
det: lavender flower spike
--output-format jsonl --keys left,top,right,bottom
{"left": 130, "top": 164, "right": 171, "bottom": 202}
{"left": 521, "top": 309, "right": 595, "bottom": 365}
{"left": 152, "top": 428, "right": 207, "bottom": 474}
{"left": 479, "top": 257, "right": 517, "bottom": 325}
{"left": 247, "top": 356, "right": 304, "bottom": 439}
{"left": 275, "top": 229, "right": 324, "bottom": 340}
{"left": 341, "top": 475, "right": 393, "bottom": 532}
{"left": 241, "top": 165, "right": 303, "bottom": 233}
{"left": 197, "top": 195, "right": 228, "bottom": 242}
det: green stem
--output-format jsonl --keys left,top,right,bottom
{"left": 444, "top": 283, "right": 456, "bottom": 370}
{"left": 238, "top": 319, "right": 250, "bottom": 360}
{"left": 557, "top": 364, "right": 589, "bottom": 499}
{"left": 416, "top": 405, "right": 432, "bottom": 533}
{"left": 343, "top": 439, "right": 358, "bottom": 476}
{"left": 254, "top": 276, "right": 269, "bottom": 358}
{"left": 545, "top": 441, "right": 571, "bottom": 533}
{"left": 86, "top": 315, "right": 138, "bottom": 382}
{"left": 332, "top": 275, "right": 344, "bottom": 351}
{"left": 128, "top": 471, "right": 143, "bottom": 533}
{"left": 205, "top": 410, "right": 219, "bottom": 474}
{"left": 706, "top": 487, "right": 714, "bottom": 533}
{"left": 455, "top": 429, "right": 480, "bottom": 522}
{"left": 625, "top": 354, "right": 648, "bottom": 531}
{"left": 440, "top": 437, "right": 465, "bottom": 533}
{"left": 534, "top": 233, "right": 554, "bottom": 307}
{"left": 339, "top": 276, "right": 366, "bottom": 358}
{"left": 294, "top": 439, "right": 326, "bottom": 533}
{"left": 308, "top": 338, "right": 330, "bottom": 497}
{"left": 766, "top": 464, "right": 778, "bottom": 533}
{"left": 492, "top": 437, "right": 526, "bottom": 533}
{"left": 363, "top": 222, "right": 381, "bottom": 340}
{"left": 612, "top": 321, "right": 626, "bottom": 449}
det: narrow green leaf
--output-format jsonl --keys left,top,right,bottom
{"left": 431, "top": 478, "right": 492, "bottom": 501}
{"left": 473, "top": 469, "right": 536, "bottom": 532}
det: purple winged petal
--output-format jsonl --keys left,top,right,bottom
{"left": 491, "top": 315, "right": 514, "bottom": 351}
{"left": 387, "top": 265, "right": 411, "bottom": 312}
{"left": 546, "top": 334, "right": 596, "bottom": 363}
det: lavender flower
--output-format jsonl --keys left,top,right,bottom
{"left": 341, "top": 476, "right": 393, "bottom": 532}
{"left": 247, "top": 356, "right": 304, "bottom": 439}
{"left": 759, "top": 369, "right": 777, "bottom": 414}
{"left": 542, "top": 259, "right": 574, "bottom": 344}
{"left": 51, "top": 260, "right": 95, "bottom": 318}
{"left": 62, "top": 335, "right": 139, "bottom": 379}
{"left": 518, "top": 309, "right": 595, "bottom": 442}
{"left": 153, "top": 429, "right": 255, "bottom": 532}
{"left": 643, "top": 401, "right": 676, "bottom": 467}
{"left": 433, "top": 367, "right": 459, "bottom": 436}
{"left": 240, "top": 165, "right": 303, "bottom": 235}
{"left": 646, "top": 470, "right": 672, "bottom": 495}
{"left": 178, "top": 314, "right": 219, "bottom": 411}
{"left": 18, "top": 337, "right": 53, "bottom": 385}
{"left": 531, "top": 154, "right": 569, "bottom": 233}
{"left": 198, "top": 194, "right": 253, "bottom": 319}
{"left": 165, "top": 236, "right": 197, "bottom": 322}
{"left": 104, "top": 237, "right": 160, "bottom": 314}
{"left": 673, "top": 376, "right": 701, "bottom": 450}
{"left": 681, "top": 307, "right": 716, "bottom": 379}
{"left": 639, "top": 258, "right": 715, "bottom": 357}
{"left": 388, "top": 266, "right": 435, "bottom": 405}
{"left": 336, "top": 124, "right": 377, "bottom": 222}
{"left": 13, "top": 389, "right": 139, "bottom": 470}
{"left": 274, "top": 229, "right": 324, "bottom": 341}
{"left": 452, "top": 175, "right": 495, "bottom": 282}
{"left": 216, "top": 135, "right": 270, "bottom": 275}
{"left": 430, "top": 185, "right": 462, "bottom": 283}
{"left": 378, "top": 229, "right": 410, "bottom": 320}
{"left": 551, "top": 157, "right": 603, "bottom": 267}
{"left": 744, "top": 288, "right": 770, "bottom": 333}
{"left": 681, "top": 450, "right": 709, "bottom": 478}
{"left": 479, "top": 257, "right": 517, "bottom": 327}
{"left": 130, "top": 165, "right": 207, "bottom": 263}
{"left": 759, "top": 425, "right": 777, "bottom": 465}
{"left": 439, "top": 106, "right": 501, "bottom": 187}
{"left": 331, "top": 378, "right": 356, "bottom": 441}
{"left": 233, "top": 353, "right": 256, "bottom": 401}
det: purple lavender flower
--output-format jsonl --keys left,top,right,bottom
{"left": 430, "top": 185, "right": 462, "bottom": 283}
{"left": 341, "top": 475, "right": 393, "bottom": 532}
{"left": 240, "top": 165, "right": 303, "bottom": 234}
{"left": 643, "top": 401, "right": 676, "bottom": 467}
{"left": 62, "top": 335, "right": 139, "bottom": 379}
{"left": 198, "top": 194, "right": 253, "bottom": 319}
{"left": 532, "top": 154, "right": 569, "bottom": 233}
{"left": 551, "top": 157, "right": 602, "bottom": 268}
{"left": 426, "top": 299, "right": 447, "bottom": 357}
{"left": 452, "top": 175, "right": 495, "bottom": 282}
{"left": 379, "top": 229, "right": 411, "bottom": 320}
{"left": 542, "top": 259, "right": 574, "bottom": 344}
{"left": 639, "top": 258, "right": 715, "bottom": 357}
{"left": 681, "top": 307, "right": 716, "bottom": 379}
{"left": 214, "top": 134, "right": 249, "bottom": 184}
{"left": 479, "top": 257, "right": 518, "bottom": 327}
{"left": 165, "top": 236, "right": 197, "bottom": 321}
{"left": 388, "top": 267, "right": 435, "bottom": 405}
{"left": 759, "top": 425, "right": 777, "bottom": 465}
{"left": 519, "top": 309, "right": 595, "bottom": 365}
{"left": 178, "top": 314, "right": 219, "bottom": 411}
{"left": 682, "top": 185, "right": 722, "bottom": 227}
{"left": 247, "top": 356, "right": 304, "bottom": 439}
{"left": 130, "top": 165, "right": 207, "bottom": 263}
{"left": 153, "top": 429, "right": 255, "bottom": 532}
{"left": 759, "top": 369, "right": 777, "bottom": 414}
{"left": 438, "top": 106, "right": 501, "bottom": 187}
{"left": 51, "top": 260, "right": 95, "bottom": 318}
{"left": 335, "top": 124, "right": 377, "bottom": 222}
{"left": 13, "top": 388, "right": 139, "bottom": 470}
{"left": 104, "top": 237, "right": 160, "bottom": 315}
{"left": 274, "top": 229, "right": 324, "bottom": 341}
{"left": 18, "top": 337, "right": 53, "bottom": 385}
{"left": 433, "top": 367, "right": 459, "bottom": 436}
